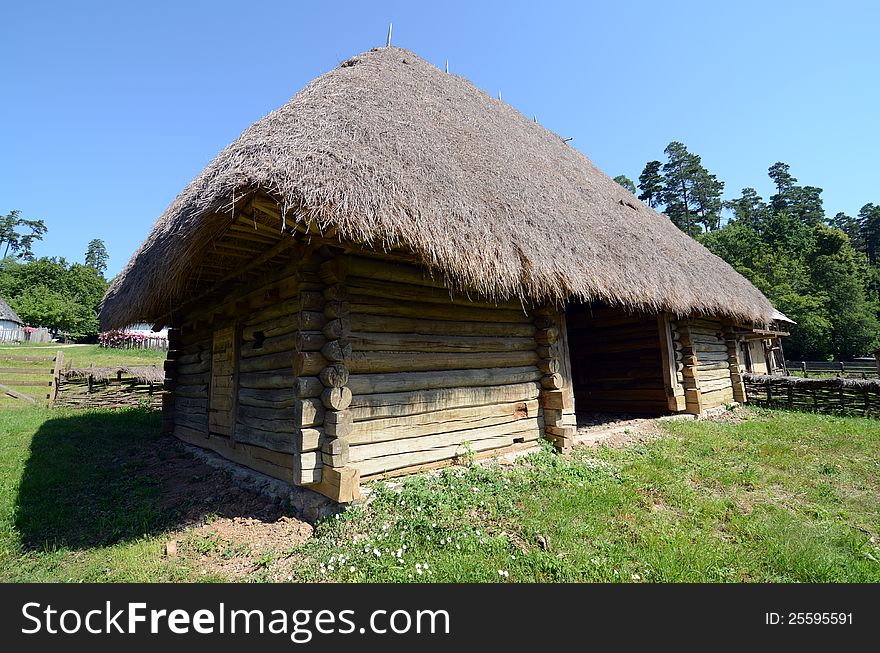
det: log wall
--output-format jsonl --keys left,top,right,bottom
{"left": 168, "top": 267, "right": 304, "bottom": 487}
{"left": 321, "top": 255, "right": 543, "bottom": 482}
{"left": 672, "top": 317, "right": 743, "bottom": 412}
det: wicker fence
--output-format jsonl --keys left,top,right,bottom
{"left": 743, "top": 373, "right": 880, "bottom": 417}
{"left": 55, "top": 367, "right": 165, "bottom": 409}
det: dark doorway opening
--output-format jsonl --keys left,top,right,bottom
{"left": 566, "top": 302, "right": 670, "bottom": 418}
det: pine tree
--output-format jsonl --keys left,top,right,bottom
{"left": 613, "top": 175, "right": 637, "bottom": 194}
{"left": 637, "top": 161, "right": 664, "bottom": 208}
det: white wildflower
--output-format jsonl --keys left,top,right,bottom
{"left": 631, "top": 573, "right": 641, "bottom": 581}
{"left": 349, "top": 566, "right": 356, "bottom": 573}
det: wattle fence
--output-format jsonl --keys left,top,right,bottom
{"left": 743, "top": 373, "right": 880, "bottom": 417}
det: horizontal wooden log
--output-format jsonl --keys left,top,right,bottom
{"left": 348, "top": 400, "right": 539, "bottom": 445}
{"left": 177, "top": 371, "right": 212, "bottom": 386}
{"left": 353, "top": 423, "right": 541, "bottom": 477}
{"left": 238, "top": 403, "right": 297, "bottom": 422}
{"left": 347, "top": 366, "right": 542, "bottom": 395}
{"left": 174, "top": 397, "right": 208, "bottom": 412}
{"left": 345, "top": 275, "right": 525, "bottom": 311}
{"left": 700, "top": 387, "right": 735, "bottom": 407}
{"left": 324, "top": 300, "right": 350, "bottom": 320}
{"left": 348, "top": 382, "right": 540, "bottom": 421}
{"left": 349, "top": 313, "right": 536, "bottom": 338}
{"left": 175, "top": 424, "right": 296, "bottom": 485}
{"left": 540, "top": 373, "right": 564, "bottom": 389}
{"left": 176, "top": 348, "right": 210, "bottom": 366}
{"left": 239, "top": 371, "right": 294, "bottom": 390}
{"left": 174, "top": 383, "right": 209, "bottom": 399}
{"left": 321, "top": 386, "right": 352, "bottom": 411}
{"left": 239, "top": 351, "right": 294, "bottom": 374}
{"left": 535, "top": 344, "right": 559, "bottom": 359}
{"left": 294, "top": 376, "right": 324, "bottom": 398}
{"left": 320, "top": 363, "right": 349, "bottom": 388}
{"left": 344, "top": 350, "right": 539, "bottom": 375}
{"left": 693, "top": 342, "right": 729, "bottom": 354}
{"left": 321, "top": 340, "right": 352, "bottom": 362}
{"left": 347, "top": 332, "right": 536, "bottom": 353}
{"left": 295, "top": 398, "right": 324, "bottom": 428}
{"left": 241, "top": 311, "right": 324, "bottom": 340}
{"left": 238, "top": 388, "right": 297, "bottom": 409}
{"left": 541, "top": 389, "right": 572, "bottom": 410}
{"left": 323, "top": 318, "right": 351, "bottom": 340}
{"left": 699, "top": 378, "right": 733, "bottom": 393}
{"left": 233, "top": 422, "right": 295, "bottom": 454}
{"left": 241, "top": 331, "right": 299, "bottom": 357}
{"left": 534, "top": 328, "right": 558, "bottom": 345}
{"left": 242, "top": 297, "right": 322, "bottom": 325}
{"left": 296, "top": 427, "right": 325, "bottom": 452}
{"left": 349, "top": 294, "right": 529, "bottom": 324}
{"left": 537, "top": 358, "right": 560, "bottom": 374}
{"left": 697, "top": 368, "right": 733, "bottom": 382}
{"left": 349, "top": 417, "right": 541, "bottom": 463}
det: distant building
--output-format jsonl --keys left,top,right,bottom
{"left": 0, "top": 297, "right": 24, "bottom": 342}
{"left": 736, "top": 310, "right": 794, "bottom": 375}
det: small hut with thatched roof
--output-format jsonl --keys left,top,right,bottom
{"left": 101, "top": 47, "right": 776, "bottom": 502}
{"left": 0, "top": 296, "right": 24, "bottom": 342}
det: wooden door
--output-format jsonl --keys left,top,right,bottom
{"left": 209, "top": 325, "right": 237, "bottom": 437}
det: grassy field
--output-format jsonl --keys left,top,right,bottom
{"left": 0, "top": 405, "right": 877, "bottom": 582}
{"left": 0, "top": 343, "right": 165, "bottom": 368}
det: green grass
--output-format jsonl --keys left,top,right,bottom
{"left": 0, "top": 407, "right": 877, "bottom": 582}
{"left": 0, "top": 343, "right": 166, "bottom": 368}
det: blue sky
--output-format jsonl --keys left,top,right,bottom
{"left": 3, "top": 1, "right": 878, "bottom": 277}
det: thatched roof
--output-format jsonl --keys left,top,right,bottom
{"left": 101, "top": 47, "right": 774, "bottom": 329}
{"left": 0, "top": 297, "right": 22, "bottom": 325}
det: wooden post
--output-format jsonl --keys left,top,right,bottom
{"left": 801, "top": 361, "right": 807, "bottom": 378}
{"left": 676, "top": 318, "right": 703, "bottom": 415}
{"left": 162, "top": 327, "right": 182, "bottom": 435}
{"left": 49, "top": 350, "right": 64, "bottom": 406}
{"left": 308, "top": 256, "right": 360, "bottom": 502}
{"left": 659, "top": 313, "right": 686, "bottom": 412}
{"left": 722, "top": 324, "right": 746, "bottom": 404}
{"left": 534, "top": 305, "right": 575, "bottom": 451}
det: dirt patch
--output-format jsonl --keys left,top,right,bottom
{"left": 121, "top": 435, "right": 315, "bottom": 578}
{"left": 574, "top": 412, "right": 667, "bottom": 449}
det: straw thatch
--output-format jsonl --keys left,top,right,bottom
{"left": 0, "top": 297, "right": 23, "bottom": 325}
{"left": 101, "top": 47, "right": 774, "bottom": 329}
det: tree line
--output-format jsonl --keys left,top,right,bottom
{"left": 0, "top": 210, "right": 109, "bottom": 339}
{"left": 616, "top": 144, "right": 880, "bottom": 360}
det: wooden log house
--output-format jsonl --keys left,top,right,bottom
{"left": 100, "top": 48, "right": 778, "bottom": 502}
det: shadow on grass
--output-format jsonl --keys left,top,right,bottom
{"left": 14, "top": 409, "right": 292, "bottom": 551}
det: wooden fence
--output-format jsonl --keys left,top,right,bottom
{"left": 785, "top": 359, "right": 880, "bottom": 378}
{"left": 0, "top": 354, "right": 163, "bottom": 409}
{"left": 0, "top": 351, "right": 63, "bottom": 406}
{"left": 0, "top": 327, "right": 53, "bottom": 343}
{"left": 744, "top": 373, "right": 880, "bottom": 416}
{"left": 55, "top": 367, "right": 164, "bottom": 409}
